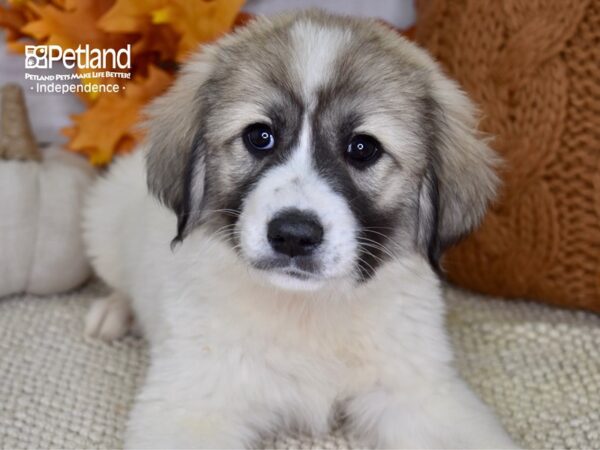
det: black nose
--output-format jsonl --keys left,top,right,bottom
{"left": 267, "top": 209, "right": 324, "bottom": 257}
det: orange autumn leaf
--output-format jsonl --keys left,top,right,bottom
{"left": 0, "top": 4, "right": 26, "bottom": 40}
{"left": 98, "top": 0, "right": 164, "bottom": 34}
{"left": 232, "top": 11, "right": 254, "bottom": 29}
{"left": 130, "top": 23, "right": 179, "bottom": 62}
{"left": 0, "top": 1, "right": 38, "bottom": 46}
{"left": 63, "top": 65, "right": 172, "bottom": 165}
{"left": 0, "top": 0, "right": 246, "bottom": 165}
{"left": 99, "top": 0, "right": 179, "bottom": 62}
{"left": 165, "top": 0, "right": 245, "bottom": 60}
{"left": 100, "top": 0, "right": 244, "bottom": 61}
{"left": 22, "top": 0, "right": 127, "bottom": 49}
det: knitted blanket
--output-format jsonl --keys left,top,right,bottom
{"left": 416, "top": 0, "right": 600, "bottom": 312}
{"left": 1, "top": 283, "right": 599, "bottom": 449}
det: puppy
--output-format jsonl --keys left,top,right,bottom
{"left": 83, "top": 10, "right": 517, "bottom": 449}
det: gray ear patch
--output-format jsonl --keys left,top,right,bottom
{"left": 173, "top": 135, "right": 207, "bottom": 243}
{"left": 143, "top": 50, "right": 217, "bottom": 242}
{"left": 417, "top": 79, "right": 499, "bottom": 268}
{"left": 145, "top": 104, "right": 207, "bottom": 244}
{"left": 416, "top": 163, "right": 442, "bottom": 271}
{"left": 145, "top": 127, "right": 195, "bottom": 216}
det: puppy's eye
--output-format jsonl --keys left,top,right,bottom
{"left": 345, "top": 135, "right": 381, "bottom": 168}
{"left": 243, "top": 123, "right": 275, "bottom": 155}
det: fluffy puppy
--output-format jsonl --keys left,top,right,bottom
{"left": 83, "top": 10, "right": 517, "bottom": 449}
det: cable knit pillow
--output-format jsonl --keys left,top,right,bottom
{"left": 415, "top": 0, "right": 600, "bottom": 311}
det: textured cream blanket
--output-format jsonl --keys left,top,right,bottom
{"left": 1, "top": 283, "right": 599, "bottom": 449}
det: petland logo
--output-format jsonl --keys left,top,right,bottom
{"left": 25, "top": 44, "right": 131, "bottom": 70}
{"left": 24, "top": 44, "right": 132, "bottom": 94}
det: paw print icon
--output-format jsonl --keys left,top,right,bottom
{"left": 25, "top": 46, "right": 48, "bottom": 69}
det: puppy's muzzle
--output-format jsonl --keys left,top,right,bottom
{"left": 267, "top": 209, "right": 323, "bottom": 258}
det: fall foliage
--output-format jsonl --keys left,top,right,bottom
{"left": 0, "top": 0, "right": 245, "bottom": 165}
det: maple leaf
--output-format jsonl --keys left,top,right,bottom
{"left": 1, "top": 0, "right": 246, "bottom": 165}
{"left": 97, "top": 0, "right": 164, "bottom": 34}
{"left": 63, "top": 65, "right": 172, "bottom": 165}
{"left": 99, "top": 0, "right": 245, "bottom": 62}
{"left": 0, "top": 4, "right": 24, "bottom": 40}
{"left": 0, "top": 1, "right": 37, "bottom": 46}
{"left": 22, "top": 0, "right": 125, "bottom": 48}
{"left": 99, "top": 0, "right": 179, "bottom": 63}
{"left": 154, "top": 0, "right": 245, "bottom": 60}
{"left": 130, "top": 23, "right": 179, "bottom": 62}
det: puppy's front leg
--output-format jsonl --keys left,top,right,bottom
{"left": 345, "top": 365, "right": 518, "bottom": 449}
{"left": 125, "top": 351, "right": 262, "bottom": 449}
{"left": 124, "top": 341, "right": 331, "bottom": 449}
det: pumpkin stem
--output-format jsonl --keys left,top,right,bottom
{"left": 0, "top": 83, "right": 40, "bottom": 161}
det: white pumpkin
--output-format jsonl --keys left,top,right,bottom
{"left": 0, "top": 84, "right": 95, "bottom": 297}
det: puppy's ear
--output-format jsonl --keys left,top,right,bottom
{"left": 144, "top": 50, "right": 216, "bottom": 242}
{"left": 418, "top": 74, "right": 499, "bottom": 269}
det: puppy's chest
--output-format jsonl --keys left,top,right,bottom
{"left": 205, "top": 302, "right": 385, "bottom": 377}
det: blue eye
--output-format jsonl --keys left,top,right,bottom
{"left": 243, "top": 123, "right": 275, "bottom": 155}
{"left": 346, "top": 134, "right": 381, "bottom": 168}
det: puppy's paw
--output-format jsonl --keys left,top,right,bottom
{"left": 85, "top": 292, "right": 132, "bottom": 341}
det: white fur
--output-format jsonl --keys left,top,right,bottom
{"left": 238, "top": 120, "right": 358, "bottom": 290}
{"left": 85, "top": 291, "right": 132, "bottom": 341}
{"left": 83, "top": 149, "right": 516, "bottom": 448}
{"left": 289, "top": 20, "right": 352, "bottom": 104}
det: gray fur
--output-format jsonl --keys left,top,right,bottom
{"left": 143, "top": 9, "right": 498, "bottom": 269}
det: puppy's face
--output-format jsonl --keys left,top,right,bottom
{"left": 146, "top": 11, "right": 498, "bottom": 291}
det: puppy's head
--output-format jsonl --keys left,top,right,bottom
{"left": 145, "top": 10, "right": 498, "bottom": 291}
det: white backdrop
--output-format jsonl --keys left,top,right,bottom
{"left": 244, "top": 0, "right": 415, "bottom": 29}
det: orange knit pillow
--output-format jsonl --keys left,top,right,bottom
{"left": 415, "top": 0, "right": 600, "bottom": 311}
